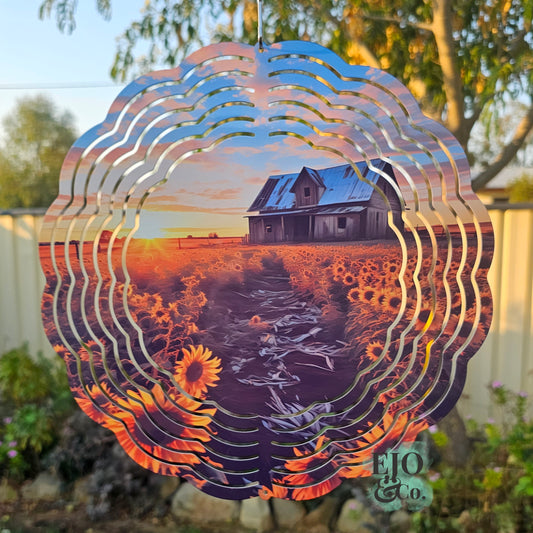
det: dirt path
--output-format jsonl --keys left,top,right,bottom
{"left": 202, "top": 259, "right": 353, "bottom": 415}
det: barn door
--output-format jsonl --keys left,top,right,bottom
{"left": 294, "top": 216, "right": 310, "bottom": 241}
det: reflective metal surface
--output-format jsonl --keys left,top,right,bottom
{"left": 39, "top": 41, "right": 493, "bottom": 500}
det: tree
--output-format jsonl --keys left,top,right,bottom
{"left": 38, "top": 0, "right": 533, "bottom": 191}
{"left": 0, "top": 95, "right": 77, "bottom": 208}
{"left": 469, "top": 102, "right": 533, "bottom": 170}
{"left": 508, "top": 173, "right": 533, "bottom": 202}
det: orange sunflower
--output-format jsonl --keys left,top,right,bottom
{"left": 383, "top": 294, "right": 402, "bottom": 313}
{"left": 342, "top": 272, "right": 357, "bottom": 286}
{"left": 339, "top": 411, "right": 429, "bottom": 468}
{"left": 258, "top": 483, "right": 289, "bottom": 500}
{"left": 283, "top": 436, "right": 342, "bottom": 500}
{"left": 365, "top": 340, "right": 385, "bottom": 361}
{"left": 175, "top": 344, "right": 222, "bottom": 398}
{"left": 347, "top": 287, "right": 360, "bottom": 303}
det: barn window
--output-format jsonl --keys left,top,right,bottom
{"left": 337, "top": 217, "right": 347, "bottom": 229}
{"left": 304, "top": 186, "right": 311, "bottom": 197}
{"left": 265, "top": 224, "right": 273, "bottom": 233}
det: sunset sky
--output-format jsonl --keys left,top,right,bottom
{"left": 139, "top": 135, "right": 342, "bottom": 238}
{"left": 37, "top": 40, "right": 490, "bottom": 244}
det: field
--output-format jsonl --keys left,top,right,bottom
{"left": 40, "top": 232, "right": 492, "bottom": 500}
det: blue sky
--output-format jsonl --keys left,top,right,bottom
{"left": 0, "top": 1, "right": 159, "bottom": 137}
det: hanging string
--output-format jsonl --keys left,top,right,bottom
{"left": 257, "top": 0, "right": 264, "bottom": 50}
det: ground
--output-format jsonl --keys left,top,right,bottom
{"left": 0, "top": 499, "right": 254, "bottom": 533}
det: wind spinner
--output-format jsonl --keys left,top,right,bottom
{"left": 39, "top": 2, "right": 493, "bottom": 500}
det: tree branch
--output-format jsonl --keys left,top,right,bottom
{"left": 472, "top": 103, "right": 533, "bottom": 191}
{"left": 339, "top": 7, "right": 381, "bottom": 68}
{"left": 463, "top": 104, "right": 484, "bottom": 140}
{"left": 347, "top": 39, "right": 381, "bottom": 69}
{"left": 361, "top": 13, "right": 433, "bottom": 33}
{"left": 508, "top": 30, "right": 529, "bottom": 58}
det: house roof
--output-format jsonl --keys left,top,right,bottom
{"left": 247, "top": 205, "right": 367, "bottom": 218}
{"left": 289, "top": 167, "right": 325, "bottom": 192}
{"left": 247, "top": 159, "right": 393, "bottom": 212}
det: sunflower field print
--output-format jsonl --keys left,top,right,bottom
{"left": 40, "top": 41, "right": 493, "bottom": 500}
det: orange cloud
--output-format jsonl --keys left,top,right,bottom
{"left": 172, "top": 187, "right": 242, "bottom": 200}
{"left": 141, "top": 197, "right": 247, "bottom": 215}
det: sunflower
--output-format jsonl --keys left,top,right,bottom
{"left": 359, "top": 286, "right": 376, "bottom": 304}
{"left": 365, "top": 340, "right": 385, "bottom": 361}
{"left": 385, "top": 261, "right": 400, "bottom": 275}
{"left": 175, "top": 344, "right": 222, "bottom": 398}
{"left": 347, "top": 288, "right": 360, "bottom": 303}
{"left": 283, "top": 436, "right": 342, "bottom": 500}
{"left": 342, "top": 272, "right": 357, "bottom": 286}
{"left": 337, "top": 412, "right": 428, "bottom": 469}
{"left": 383, "top": 294, "right": 402, "bottom": 312}
{"left": 78, "top": 340, "right": 103, "bottom": 362}
{"left": 371, "top": 289, "right": 387, "bottom": 307}
{"left": 258, "top": 483, "right": 289, "bottom": 500}
{"left": 333, "top": 262, "right": 346, "bottom": 276}
{"left": 416, "top": 306, "right": 433, "bottom": 327}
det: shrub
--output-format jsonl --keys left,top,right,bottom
{"left": 414, "top": 383, "right": 533, "bottom": 532}
{"left": 0, "top": 344, "right": 74, "bottom": 479}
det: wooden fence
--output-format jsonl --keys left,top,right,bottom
{"left": 1, "top": 206, "right": 532, "bottom": 420}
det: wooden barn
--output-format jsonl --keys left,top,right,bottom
{"left": 247, "top": 160, "right": 402, "bottom": 244}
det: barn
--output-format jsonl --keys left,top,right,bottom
{"left": 246, "top": 160, "right": 403, "bottom": 244}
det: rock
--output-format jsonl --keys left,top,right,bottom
{"left": 300, "top": 496, "right": 338, "bottom": 531}
{"left": 159, "top": 477, "right": 180, "bottom": 500}
{"left": 72, "top": 475, "right": 91, "bottom": 504}
{"left": 240, "top": 497, "right": 273, "bottom": 532}
{"left": 336, "top": 498, "right": 377, "bottom": 533}
{"left": 0, "top": 479, "right": 17, "bottom": 502}
{"left": 21, "top": 471, "right": 62, "bottom": 501}
{"left": 303, "top": 526, "right": 330, "bottom": 533}
{"left": 437, "top": 407, "right": 470, "bottom": 467}
{"left": 171, "top": 482, "right": 240, "bottom": 524}
{"left": 390, "top": 509, "right": 412, "bottom": 532}
{"left": 272, "top": 498, "right": 307, "bottom": 529}
{"left": 457, "top": 510, "right": 472, "bottom": 527}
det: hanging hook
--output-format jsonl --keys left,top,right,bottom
{"left": 257, "top": 0, "right": 264, "bottom": 50}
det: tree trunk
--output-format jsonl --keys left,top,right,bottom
{"left": 432, "top": 0, "right": 467, "bottom": 147}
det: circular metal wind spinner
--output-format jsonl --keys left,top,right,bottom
{"left": 39, "top": 19, "right": 493, "bottom": 500}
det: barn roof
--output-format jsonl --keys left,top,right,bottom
{"left": 247, "top": 159, "right": 392, "bottom": 213}
{"left": 289, "top": 167, "right": 325, "bottom": 192}
{"left": 246, "top": 205, "right": 366, "bottom": 218}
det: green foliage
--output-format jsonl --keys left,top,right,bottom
{"left": 37, "top": 0, "right": 533, "bottom": 188}
{"left": 414, "top": 383, "right": 533, "bottom": 532}
{"left": 39, "top": 0, "right": 111, "bottom": 33}
{"left": 0, "top": 346, "right": 58, "bottom": 406}
{"left": 0, "top": 345, "right": 74, "bottom": 479}
{"left": 0, "top": 95, "right": 77, "bottom": 208}
{"left": 36, "top": 0, "right": 533, "bottom": 113}
{"left": 429, "top": 429, "right": 448, "bottom": 448}
{"left": 507, "top": 173, "right": 533, "bottom": 203}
